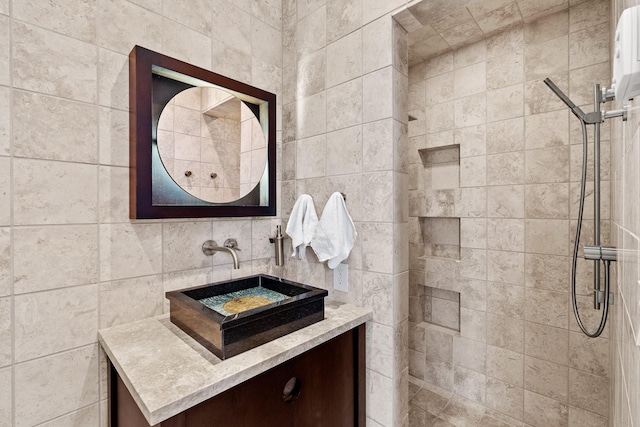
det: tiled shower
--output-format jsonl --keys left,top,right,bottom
{"left": 406, "top": 1, "right": 613, "bottom": 424}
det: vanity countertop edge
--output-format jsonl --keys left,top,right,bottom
{"left": 98, "top": 301, "right": 372, "bottom": 425}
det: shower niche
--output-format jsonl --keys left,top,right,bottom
{"left": 409, "top": 143, "right": 462, "bottom": 334}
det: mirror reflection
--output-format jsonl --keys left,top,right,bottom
{"left": 157, "top": 87, "right": 267, "bottom": 203}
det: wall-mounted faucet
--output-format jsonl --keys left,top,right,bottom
{"left": 202, "top": 238, "right": 240, "bottom": 269}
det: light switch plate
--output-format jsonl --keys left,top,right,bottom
{"left": 334, "top": 263, "right": 348, "bottom": 292}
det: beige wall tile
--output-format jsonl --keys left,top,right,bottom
{"left": 523, "top": 389, "right": 569, "bottom": 427}
{"left": 370, "top": 322, "right": 394, "bottom": 377}
{"left": 0, "top": 159, "right": 8, "bottom": 226}
{"left": 297, "top": 49, "right": 326, "bottom": 99}
{"left": 453, "top": 336, "right": 486, "bottom": 372}
{"left": 454, "top": 62, "right": 486, "bottom": 99}
{"left": 453, "top": 40, "right": 487, "bottom": 69}
{"left": 523, "top": 8, "right": 568, "bottom": 44}
{"left": 487, "top": 185, "right": 524, "bottom": 218}
{"left": 525, "top": 253, "right": 569, "bottom": 292}
{"left": 98, "top": 166, "right": 129, "bottom": 223}
{"left": 99, "top": 275, "right": 164, "bottom": 328}
{"left": 327, "top": 78, "right": 363, "bottom": 131}
{"left": 13, "top": 91, "right": 98, "bottom": 163}
{"left": 97, "top": 0, "right": 162, "bottom": 55}
{"left": 13, "top": 0, "right": 97, "bottom": 43}
{"left": 13, "top": 226, "right": 97, "bottom": 294}
{"left": 211, "top": 0, "right": 251, "bottom": 54}
{"left": 328, "top": 30, "right": 362, "bottom": 87}
{"left": 486, "top": 118, "right": 524, "bottom": 154}
{"left": 162, "top": 221, "right": 212, "bottom": 272}
{"left": 568, "top": 406, "right": 608, "bottom": 426}
{"left": 486, "top": 345, "right": 524, "bottom": 387}
{"left": 487, "top": 52, "right": 523, "bottom": 91}
{"left": 425, "top": 356, "right": 454, "bottom": 390}
{"left": 14, "top": 285, "right": 97, "bottom": 362}
{"left": 0, "top": 367, "right": 10, "bottom": 426}
{"left": 525, "top": 288, "right": 568, "bottom": 328}
{"left": 460, "top": 307, "right": 486, "bottom": 342}
{"left": 487, "top": 152, "right": 525, "bottom": 185}
{"left": 297, "top": 6, "right": 326, "bottom": 58}
{"left": 14, "top": 345, "right": 99, "bottom": 427}
{"left": 524, "top": 356, "right": 568, "bottom": 402}
{"left": 327, "top": 0, "right": 361, "bottom": 44}
{"left": 454, "top": 366, "right": 486, "bottom": 403}
{"left": 13, "top": 22, "right": 97, "bottom": 103}
{"left": 297, "top": 92, "right": 327, "bottom": 138}
{"left": 568, "top": 369, "right": 608, "bottom": 416}
{"left": 0, "top": 87, "right": 8, "bottom": 157}
{"left": 364, "top": 272, "right": 394, "bottom": 326}
{"left": 164, "top": 0, "right": 212, "bottom": 36}
{"left": 367, "top": 369, "right": 394, "bottom": 426}
{"left": 487, "top": 313, "right": 523, "bottom": 353}
{"left": 525, "top": 183, "right": 569, "bottom": 220}
{"left": 162, "top": 19, "right": 212, "bottom": 70}
{"left": 99, "top": 223, "right": 162, "bottom": 282}
{"left": 487, "top": 250, "right": 524, "bottom": 285}
{"left": 38, "top": 404, "right": 100, "bottom": 427}
{"left": 97, "top": 49, "right": 128, "bottom": 110}
{"left": 362, "top": 172, "right": 394, "bottom": 222}
{"left": 251, "top": 18, "right": 282, "bottom": 68}
{"left": 525, "top": 321, "right": 568, "bottom": 365}
{"left": 0, "top": 16, "right": 9, "bottom": 87}
{"left": 525, "top": 219, "right": 569, "bottom": 256}
{"left": 0, "top": 228, "right": 9, "bottom": 297}
{"left": 454, "top": 93, "right": 486, "bottom": 128}
{"left": 524, "top": 75, "right": 569, "bottom": 115}
{"left": 485, "top": 377, "right": 524, "bottom": 420}
{"left": 486, "top": 84, "right": 524, "bottom": 122}
{"left": 296, "top": 134, "right": 326, "bottom": 179}
{"left": 364, "top": 67, "right": 393, "bottom": 123}
{"left": 568, "top": 23, "right": 608, "bottom": 70}
{"left": 568, "top": 331, "right": 608, "bottom": 377}
{"left": 487, "top": 282, "right": 525, "bottom": 319}
{"left": 13, "top": 159, "right": 97, "bottom": 225}
{"left": 487, "top": 219, "right": 524, "bottom": 251}
{"left": 212, "top": 41, "right": 253, "bottom": 84}
{"left": 0, "top": 297, "right": 9, "bottom": 367}
{"left": 364, "top": 119, "right": 394, "bottom": 172}
{"left": 525, "top": 110, "right": 569, "bottom": 150}
{"left": 524, "top": 35, "right": 568, "bottom": 81}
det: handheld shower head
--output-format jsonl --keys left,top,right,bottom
{"left": 544, "top": 78, "right": 586, "bottom": 121}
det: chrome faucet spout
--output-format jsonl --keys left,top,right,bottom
{"left": 202, "top": 240, "right": 240, "bottom": 269}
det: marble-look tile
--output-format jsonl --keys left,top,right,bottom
{"left": 14, "top": 345, "right": 99, "bottom": 427}
{"left": 98, "top": 0, "right": 162, "bottom": 55}
{"left": 98, "top": 49, "right": 128, "bottom": 110}
{"left": 485, "top": 378, "right": 524, "bottom": 421}
{"left": 487, "top": 282, "right": 524, "bottom": 319}
{"left": 525, "top": 219, "right": 569, "bottom": 256}
{"left": 297, "top": 6, "right": 326, "bottom": 59}
{"left": 364, "top": 119, "right": 394, "bottom": 172}
{"left": 162, "top": 19, "right": 211, "bottom": 70}
{"left": 525, "top": 183, "right": 569, "bottom": 220}
{"left": 454, "top": 366, "right": 486, "bottom": 403}
{"left": 296, "top": 134, "right": 325, "bottom": 178}
{"left": 486, "top": 152, "right": 525, "bottom": 185}
{"left": 0, "top": 229, "right": 9, "bottom": 297}
{"left": 487, "top": 52, "right": 523, "bottom": 91}
{"left": 486, "top": 345, "right": 524, "bottom": 387}
{"left": 524, "top": 35, "right": 569, "bottom": 81}
{"left": 162, "top": 221, "right": 212, "bottom": 272}
{"left": 296, "top": 49, "right": 325, "bottom": 99}
{"left": 363, "top": 272, "right": 393, "bottom": 326}
{"left": 411, "top": 386, "right": 450, "bottom": 416}
{"left": 568, "top": 369, "right": 608, "bottom": 416}
{"left": 13, "top": 225, "right": 97, "bottom": 294}
{"left": 0, "top": 297, "right": 9, "bottom": 368}
{"left": 325, "top": 126, "right": 362, "bottom": 175}
{"left": 440, "top": 395, "right": 486, "bottom": 425}
{"left": 525, "top": 321, "right": 568, "bottom": 365}
{"left": 99, "top": 275, "right": 164, "bottom": 328}
{"left": 460, "top": 307, "right": 486, "bottom": 343}
{"left": 38, "top": 404, "right": 100, "bottom": 427}
{"left": 370, "top": 322, "right": 394, "bottom": 378}
{"left": 486, "top": 118, "right": 524, "bottom": 154}
{"left": 362, "top": 223, "right": 394, "bottom": 275}
{"left": 487, "top": 84, "right": 523, "bottom": 123}
{"left": 13, "top": 21, "right": 97, "bottom": 103}
{"left": 487, "top": 313, "right": 523, "bottom": 353}
{"left": 487, "top": 250, "right": 524, "bottom": 286}
{"left": 250, "top": 219, "right": 273, "bottom": 261}
{"left": 459, "top": 218, "right": 486, "bottom": 250}
{"left": 14, "top": 285, "right": 97, "bottom": 362}
{"left": 363, "top": 67, "right": 393, "bottom": 123}
{"left": 251, "top": 17, "right": 282, "bottom": 68}
{"left": 569, "top": 23, "right": 609, "bottom": 70}
{"left": 327, "top": 0, "right": 361, "bottom": 44}
{"left": 0, "top": 16, "right": 8, "bottom": 87}
{"left": 487, "top": 219, "right": 524, "bottom": 252}
{"left": 13, "top": 90, "right": 98, "bottom": 163}
{"left": 568, "top": 406, "right": 608, "bottom": 427}
{"left": 99, "top": 223, "right": 162, "bottom": 282}
{"left": 13, "top": 158, "right": 97, "bottom": 225}
{"left": 568, "top": 331, "right": 608, "bottom": 377}
{"left": 164, "top": 0, "right": 212, "bottom": 36}
{"left": 297, "top": 91, "right": 326, "bottom": 139}
{"left": 453, "top": 336, "right": 486, "bottom": 373}
{"left": 525, "top": 288, "right": 568, "bottom": 329}
{"left": 13, "top": 0, "right": 97, "bottom": 43}
{"left": 362, "top": 0, "right": 404, "bottom": 25}
{"left": 211, "top": 41, "right": 252, "bottom": 84}
{"left": 98, "top": 108, "right": 127, "bottom": 167}
{"left": 454, "top": 93, "right": 486, "bottom": 128}
{"left": 327, "top": 78, "right": 363, "bottom": 131}
{"left": 524, "top": 75, "right": 569, "bottom": 115}
{"left": 454, "top": 62, "right": 486, "bottom": 99}
{"left": 368, "top": 369, "right": 394, "bottom": 426}
{"left": 487, "top": 185, "right": 524, "bottom": 218}
{"left": 523, "top": 8, "right": 568, "bottom": 44}
{"left": 524, "top": 253, "right": 569, "bottom": 292}
{"left": 0, "top": 367, "right": 11, "bottom": 426}
{"left": 328, "top": 30, "right": 362, "bottom": 87}
{"left": 460, "top": 156, "right": 486, "bottom": 188}
{"left": 524, "top": 356, "right": 568, "bottom": 402}
{"left": 425, "top": 102, "right": 455, "bottom": 134}
{"left": 362, "top": 172, "right": 394, "bottom": 222}
{"left": 211, "top": 0, "right": 251, "bottom": 54}
{"left": 0, "top": 159, "right": 8, "bottom": 226}
{"left": 525, "top": 110, "right": 569, "bottom": 150}
{"left": 425, "top": 356, "right": 454, "bottom": 391}
{"left": 523, "top": 390, "right": 569, "bottom": 427}
{"left": 251, "top": 57, "right": 281, "bottom": 95}
{"left": 98, "top": 166, "right": 129, "bottom": 223}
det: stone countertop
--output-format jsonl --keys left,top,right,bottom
{"left": 98, "top": 301, "right": 372, "bottom": 425}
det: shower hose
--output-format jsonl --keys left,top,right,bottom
{"left": 571, "top": 119, "right": 610, "bottom": 338}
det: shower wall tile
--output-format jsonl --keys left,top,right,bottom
{"left": 486, "top": 345, "right": 524, "bottom": 387}
{"left": 486, "top": 84, "right": 524, "bottom": 122}
{"left": 523, "top": 390, "right": 569, "bottom": 427}
{"left": 98, "top": 0, "right": 162, "bottom": 55}
{"left": 0, "top": 297, "right": 10, "bottom": 368}
{"left": 525, "top": 322, "right": 569, "bottom": 365}
{"left": 485, "top": 377, "right": 524, "bottom": 420}
{"left": 486, "top": 248, "right": 524, "bottom": 285}
{"left": 326, "top": 0, "right": 361, "bottom": 44}
{"left": 0, "top": 367, "right": 10, "bottom": 426}
{"left": 0, "top": 228, "right": 9, "bottom": 298}
{"left": 162, "top": 19, "right": 212, "bottom": 70}
{"left": 524, "top": 356, "right": 569, "bottom": 402}
{"left": 568, "top": 369, "right": 608, "bottom": 416}
{"left": 99, "top": 275, "right": 164, "bottom": 328}
{"left": 97, "top": 49, "right": 129, "bottom": 111}
{"left": 568, "top": 22, "right": 609, "bottom": 70}
{"left": 326, "top": 78, "right": 363, "bottom": 131}
{"left": 524, "top": 288, "right": 568, "bottom": 329}
{"left": 487, "top": 313, "right": 524, "bottom": 353}
{"left": 363, "top": 17, "right": 392, "bottom": 75}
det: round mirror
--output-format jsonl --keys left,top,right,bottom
{"left": 156, "top": 87, "right": 268, "bottom": 203}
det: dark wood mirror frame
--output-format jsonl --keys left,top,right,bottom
{"left": 129, "top": 45, "right": 276, "bottom": 218}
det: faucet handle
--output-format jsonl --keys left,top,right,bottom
{"left": 224, "top": 238, "right": 241, "bottom": 251}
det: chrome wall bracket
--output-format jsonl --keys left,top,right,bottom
{"left": 583, "top": 245, "right": 618, "bottom": 262}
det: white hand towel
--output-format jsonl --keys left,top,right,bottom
{"left": 285, "top": 194, "right": 318, "bottom": 259}
{"left": 311, "top": 192, "right": 357, "bottom": 269}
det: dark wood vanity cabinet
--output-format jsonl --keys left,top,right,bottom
{"left": 110, "top": 325, "right": 366, "bottom": 427}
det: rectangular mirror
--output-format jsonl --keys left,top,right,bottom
{"left": 129, "top": 45, "right": 276, "bottom": 218}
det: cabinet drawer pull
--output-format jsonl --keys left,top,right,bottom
{"left": 282, "top": 376, "right": 301, "bottom": 402}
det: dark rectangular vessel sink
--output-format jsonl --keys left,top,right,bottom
{"left": 166, "top": 274, "right": 328, "bottom": 359}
